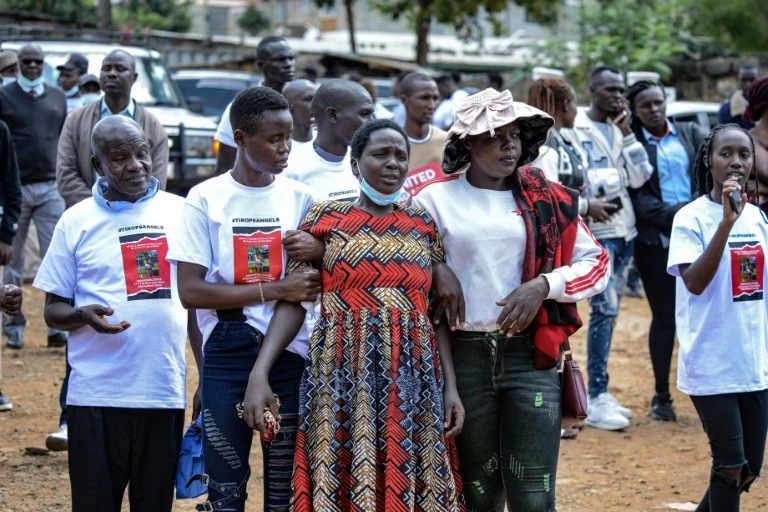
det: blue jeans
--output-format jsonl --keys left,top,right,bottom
{"left": 452, "top": 331, "right": 561, "bottom": 512}
{"left": 587, "top": 238, "right": 632, "bottom": 399}
{"left": 201, "top": 322, "right": 305, "bottom": 512}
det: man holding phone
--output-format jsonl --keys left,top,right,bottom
{"left": 562, "top": 65, "right": 653, "bottom": 431}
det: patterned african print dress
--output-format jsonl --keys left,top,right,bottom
{"left": 290, "top": 201, "right": 464, "bottom": 512}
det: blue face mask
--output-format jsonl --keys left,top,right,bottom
{"left": 80, "top": 92, "right": 101, "bottom": 106}
{"left": 64, "top": 85, "right": 79, "bottom": 98}
{"left": 17, "top": 74, "right": 44, "bottom": 89}
{"left": 359, "top": 176, "right": 406, "bottom": 206}
{"left": 1, "top": 76, "right": 16, "bottom": 86}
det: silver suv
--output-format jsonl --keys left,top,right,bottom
{"left": 2, "top": 41, "right": 218, "bottom": 196}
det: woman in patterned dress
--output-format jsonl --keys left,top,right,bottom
{"left": 242, "top": 119, "right": 465, "bottom": 512}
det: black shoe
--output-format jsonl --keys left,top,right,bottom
{"left": 47, "top": 332, "right": 67, "bottom": 348}
{"left": 6, "top": 331, "right": 23, "bottom": 349}
{"left": 0, "top": 391, "right": 12, "bottom": 411}
{"left": 651, "top": 393, "right": 677, "bottom": 421}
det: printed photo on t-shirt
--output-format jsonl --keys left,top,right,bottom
{"left": 119, "top": 233, "right": 172, "bottom": 301}
{"left": 233, "top": 226, "right": 282, "bottom": 284}
{"left": 729, "top": 240, "right": 765, "bottom": 302}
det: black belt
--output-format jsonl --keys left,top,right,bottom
{"left": 216, "top": 308, "right": 247, "bottom": 322}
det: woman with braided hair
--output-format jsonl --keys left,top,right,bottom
{"left": 667, "top": 123, "right": 768, "bottom": 512}
{"left": 744, "top": 77, "right": 768, "bottom": 214}
{"left": 625, "top": 79, "right": 706, "bottom": 422}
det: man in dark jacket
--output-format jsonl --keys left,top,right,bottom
{"left": 0, "top": 43, "right": 67, "bottom": 350}
{"left": 0, "top": 119, "right": 22, "bottom": 410}
{"left": 626, "top": 80, "right": 706, "bottom": 423}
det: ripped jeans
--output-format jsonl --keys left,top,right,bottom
{"left": 452, "top": 331, "right": 560, "bottom": 512}
{"left": 690, "top": 390, "right": 768, "bottom": 512}
{"left": 201, "top": 322, "right": 305, "bottom": 511}
{"left": 587, "top": 238, "right": 632, "bottom": 399}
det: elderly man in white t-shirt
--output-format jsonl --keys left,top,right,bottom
{"left": 33, "top": 116, "right": 203, "bottom": 512}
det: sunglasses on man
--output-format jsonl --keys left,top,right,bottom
{"left": 21, "top": 58, "right": 43, "bottom": 66}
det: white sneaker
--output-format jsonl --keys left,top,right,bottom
{"left": 603, "top": 392, "right": 633, "bottom": 419}
{"left": 586, "top": 394, "right": 631, "bottom": 431}
{"left": 45, "top": 424, "right": 68, "bottom": 452}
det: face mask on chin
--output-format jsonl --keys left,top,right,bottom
{"left": 64, "top": 85, "right": 80, "bottom": 98}
{"left": 17, "top": 74, "right": 45, "bottom": 89}
{"left": 358, "top": 175, "right": 406, "bottom": 206}
{"left": 80, "top": 93, "right": 101, "bottom": 106}
{"left": 1, "top": 76, "right": 16, "bottom": 86}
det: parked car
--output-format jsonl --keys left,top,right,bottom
{"left": 2, "top": 41, "right": 219, "bottom": 196}
{"left": 666, "top": 101, "right": 720, "bottom": 132}
{"left": 173, "top": 69, "right": 263, "bottom": 123}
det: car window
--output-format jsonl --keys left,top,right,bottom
{"left": 41, "top": 51, "right": 182, "bottom": 107}
{"left": 670, "top": 113, "right": 699, "bottom": 126}
{"left": 174, "top": 78, "right": 248, "bottom": 118}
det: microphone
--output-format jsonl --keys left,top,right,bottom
{"left": 729, "top": 189, "right": 742, "bottom": 215}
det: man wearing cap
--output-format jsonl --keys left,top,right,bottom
{"left": 77, "top": 74, "right": 101, "bottom": 107}
{"left": 0, "top": 43, "right": 67, "bottom": 350}
{"left": 0, "top": 50, "right": 18, "bottom": 86}
{"left": 57, "top": 53, "right": 89, "bottom": 114}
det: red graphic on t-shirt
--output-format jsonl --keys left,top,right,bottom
{"left": 119, "top": 233, "right": 172, "bottom": 301}
{"left": 233, "top": 226, "right": 283, "bottom": 284}
{"left": 729, "top": 241, "right": 765, "bottom": 302}
{"left": 405, "top": 163, "right": 459, "bottom": 197}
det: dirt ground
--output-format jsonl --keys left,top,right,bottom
{"left": 0, "top": 286, "right": 766, "bottom": 511}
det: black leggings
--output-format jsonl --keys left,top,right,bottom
{"left": 690, "top": 390, "right": 768, "bottom": 512}
{"left": 634, "top": 242, "right": 676, "bottom": 395}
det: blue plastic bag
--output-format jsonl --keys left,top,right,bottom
{"left": 175, "top": 415, "right": 207, "bottom": 499}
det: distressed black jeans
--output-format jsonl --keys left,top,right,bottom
{"left": 201, "top": 322, "right": 305, "bottom": 511}
{"left": 452, "top": 331, "right": 561, "bottom": 512}
{"left": 690, "top": 390, "right": 768, "bottom": 512}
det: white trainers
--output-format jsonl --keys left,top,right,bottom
{"left": 586, "top": 393, "right": 631, "bottom": 431}
{"left": 603, "top": 392, "right": 633, "bottom": 419}
{"left": 45, "top": 424, "right": 68, "bottom": 452}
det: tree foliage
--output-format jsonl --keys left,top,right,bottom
{"left": 7, "top": 0, "right": 97, "bottom": 25}
{"left": 113, "top": 0, "right": 193, "bottom": 33}
{"left": 531, "top": 0, "right": 690, "bottom": 88}
{"left": 374, "top": 0, "right": 560, "bottom": 65}
{"left": 237, "top": 5, "right": 270, "bottom": 36}
{"left": 689, "top": 0, "right": 768, "bottom": 53}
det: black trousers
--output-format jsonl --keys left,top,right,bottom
{"left": 68, "top": 405, "right": 185, "bottom": 512}
{"left": 634, "top": 242, "right": 677, "bottom": 395}
{"left": 691, "top": 390, "right": 768, "bottom": 512}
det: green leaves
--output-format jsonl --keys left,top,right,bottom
{"left": 237, "top": 6, "right": 270, "bottom": 36}
{"left": 113, "top": 0, "right": 193, "bottom": 32}
{"left": 689, "top": 0, "right": 768, "bottom": 53}
{"left": 531, "top": 0, "right": 690, "bottom": 88}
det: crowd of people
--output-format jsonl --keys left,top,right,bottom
{"left": 0, "top": 34, "right": 767, "bottom": 512}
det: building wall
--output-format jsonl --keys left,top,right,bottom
{"left": 191, "top": 0, "right": 581, "bottom": 40}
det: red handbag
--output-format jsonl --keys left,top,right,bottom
{"left": 560, "top": 341, "right": 588, "bottom": 423}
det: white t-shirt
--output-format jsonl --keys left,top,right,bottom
{"left": 668, "top": 197, "right": 768, "bottom": 396}
{"left": 33, "top": 191, "right": 188, "bottom": 409}
{"left": 415, "top": 173, "right": 610, "bottom": 332}
{"left": 214, "top": 99, "right": 315, "bottom": 151}
{"left": 283, "top": 142, "right": 360, "bottom": 202}
{"left": 414, "top": 174, "right": 525, "bottom": 331}
{"left": 167, "top": 172, "right": 315, "bottom": 357}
